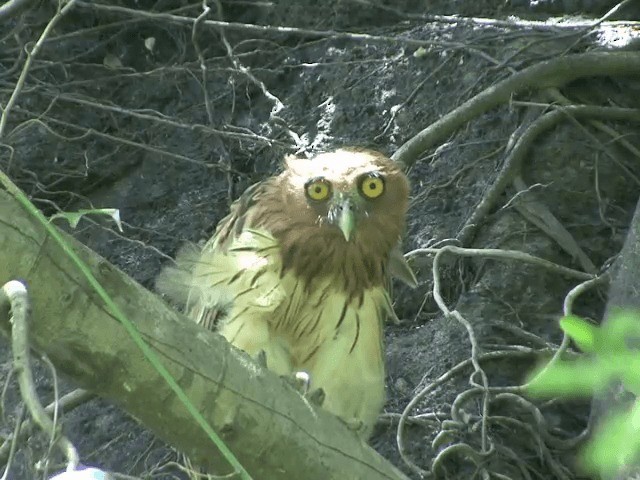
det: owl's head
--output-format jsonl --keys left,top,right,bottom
{"left": 281, "top": 148, "right": 410, "bottom": 244}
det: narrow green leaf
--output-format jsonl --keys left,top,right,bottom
{"left": 601, "top": 310, "right": 640, "bottom": 352}
{"left": 526, "top": 360, "right": 604, "bottom": 397}
{"left": 49, "top": 208, "right": 123, "bottom": 232}
{"left": 50, "top": 212, "right": 82, "bottom": 229}
{"left": 581, "top": 409, "right": 640, "bottom": 476}
{"left": 559, "top": 315, "right": 598, "bottom": 352}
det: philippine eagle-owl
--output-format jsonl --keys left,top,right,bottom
{"left": 158, "top": 147, "right": 414, "bottom": 438}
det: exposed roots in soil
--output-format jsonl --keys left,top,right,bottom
{"left": 2, "top": 1, "right": 639, "bottom": 479}
{"left": 393, "top": 75, "right": 636, "bottom": 476}
{"left": 395, "top": 249, "right": 606, "bottom": 478}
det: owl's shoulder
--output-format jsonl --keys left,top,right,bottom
{"left": 156, "top": 176, "right": 288, "bottom": 327}
{"left": 211, "top": 177, "right": 285, "bottom": 250}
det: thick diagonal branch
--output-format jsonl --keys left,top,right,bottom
{"left": 0, "top": 188, "right": 408, "bottom": 480}
{"left": 392, "top": 51, "right": 640, "bottom": 168}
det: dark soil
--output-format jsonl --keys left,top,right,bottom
{"left": 1, "top": 1, "right": 639, "bottom": 479}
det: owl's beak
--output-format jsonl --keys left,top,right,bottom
{"left": 338, "top": 204, "right": 355, "bottom": 241}
{"left": 330, "top": 194, "right": 356, "bottom": 241}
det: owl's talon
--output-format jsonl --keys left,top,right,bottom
{"left": 280, "top": 371, "right": 306, "bottom": 392}
{"left": 341, "top": 417, "right": 364, "bottom": 432}
{"left": 307, "top": 387, "right": 325, "bottom": 407}
{"left": 255, "top": 350, "right": 268, "bottom": 368}
{"left": 282, "top": 371, "right": 324, "bottom": 407}
{"left": 293, "top": 371, "right": 311, "bottom": 395}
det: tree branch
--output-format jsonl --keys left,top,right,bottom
{"left": 392, "top": 51, "right": 640, "bottom": 168}
{"left": 0, "top": 188, "right": 408, "bottom": 480}
{"left": 0, "top": 0, "right": 37, "bottom": 22}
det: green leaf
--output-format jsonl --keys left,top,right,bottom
{"left": 526, "top": 310, "right": 640, "bottom": 477}
{"left": 559, "top": 315, "right": 598, "bottom": 352}
{"left": 526, "top": 360, "right": 605, "bottom": 397}
{"left": 580, "top": 406, "right": 640, "bottom": 476}
{"left": 50, "top": 208, "right": 123, "bottom": 232}
{"left": 600, "top": 310, "right": 640, "bottom": 353}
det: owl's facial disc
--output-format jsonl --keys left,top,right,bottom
{"left": 305, "top": 170, "right": 387, "bottom": 241}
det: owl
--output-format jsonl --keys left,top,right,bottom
{"left": 157, "top": 147, "right": 414, "bottom": 438}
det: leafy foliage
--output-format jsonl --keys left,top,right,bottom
{"left": 527, "top": 310, "right": 640, "bottom": 476}
{"left": 50, "top": 208, "right": 123, "bottom": 232}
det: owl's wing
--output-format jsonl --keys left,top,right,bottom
{"left": 389, "top": 245, "right": 417, "bottom": 288}
{"left": 209, "top": 180, "right": 266, "bottom": 252}
{"left": 156, "top": 179, "right": 285, "bottom": 332}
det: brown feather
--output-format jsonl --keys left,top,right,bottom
{"left": 212, "top": 147, "right": 410, "bottom": 298}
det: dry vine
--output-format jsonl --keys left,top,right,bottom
{"left": 395, "top": 241, "right": 606, "bottom": 478}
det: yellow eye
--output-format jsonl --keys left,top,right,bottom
{"left": 359, "top": 174, "right": 385, "bottom": 199}
{"left": 305, "top": 178, "right": 332, "bottom": 201}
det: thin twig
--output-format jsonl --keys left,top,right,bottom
{"left": 209, "top": 0, "right": 303, "bottom": 150}
{"left": 510, "top": 174, "right": 597, "bottom": 274}
{"left": 192, "top": 1, "right": 215, "bottom": 125}
{"left": 0, "top": 389, "right": 95, "bottom": 466}
{"left": 213, "top": 0, "right": 283, "bottom": 119}
{"left": 2, "top": 280, "right": 80, "bottom": 471}
{"left": 0, "top": 0, "right": 79, "bottom": 139}
{"left": 431, "top": 249, "right": 490, "bottom": 467}
{"left": 43, "top": 93, "right": 280, "bottom": 147}
{"left": 0, "top": 405, "right": 25, "bottom": 480}
{"left": 454, "top": 104, "right": 640, "bottom": 246}
{"left": 395, "top": 346, "right": 558, "bottom": 475}
{"left": 72, "top": 1, "right": 464, "bottom": 50}
{"left": 406, "top": 245, "right": 595, "bottom": 280}
{"left": 10, "top": 110, "right": 258, "bottom": 172}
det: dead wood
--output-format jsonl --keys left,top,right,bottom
{"left": 0, "top": 187, "right": 409, "bottom": 480}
